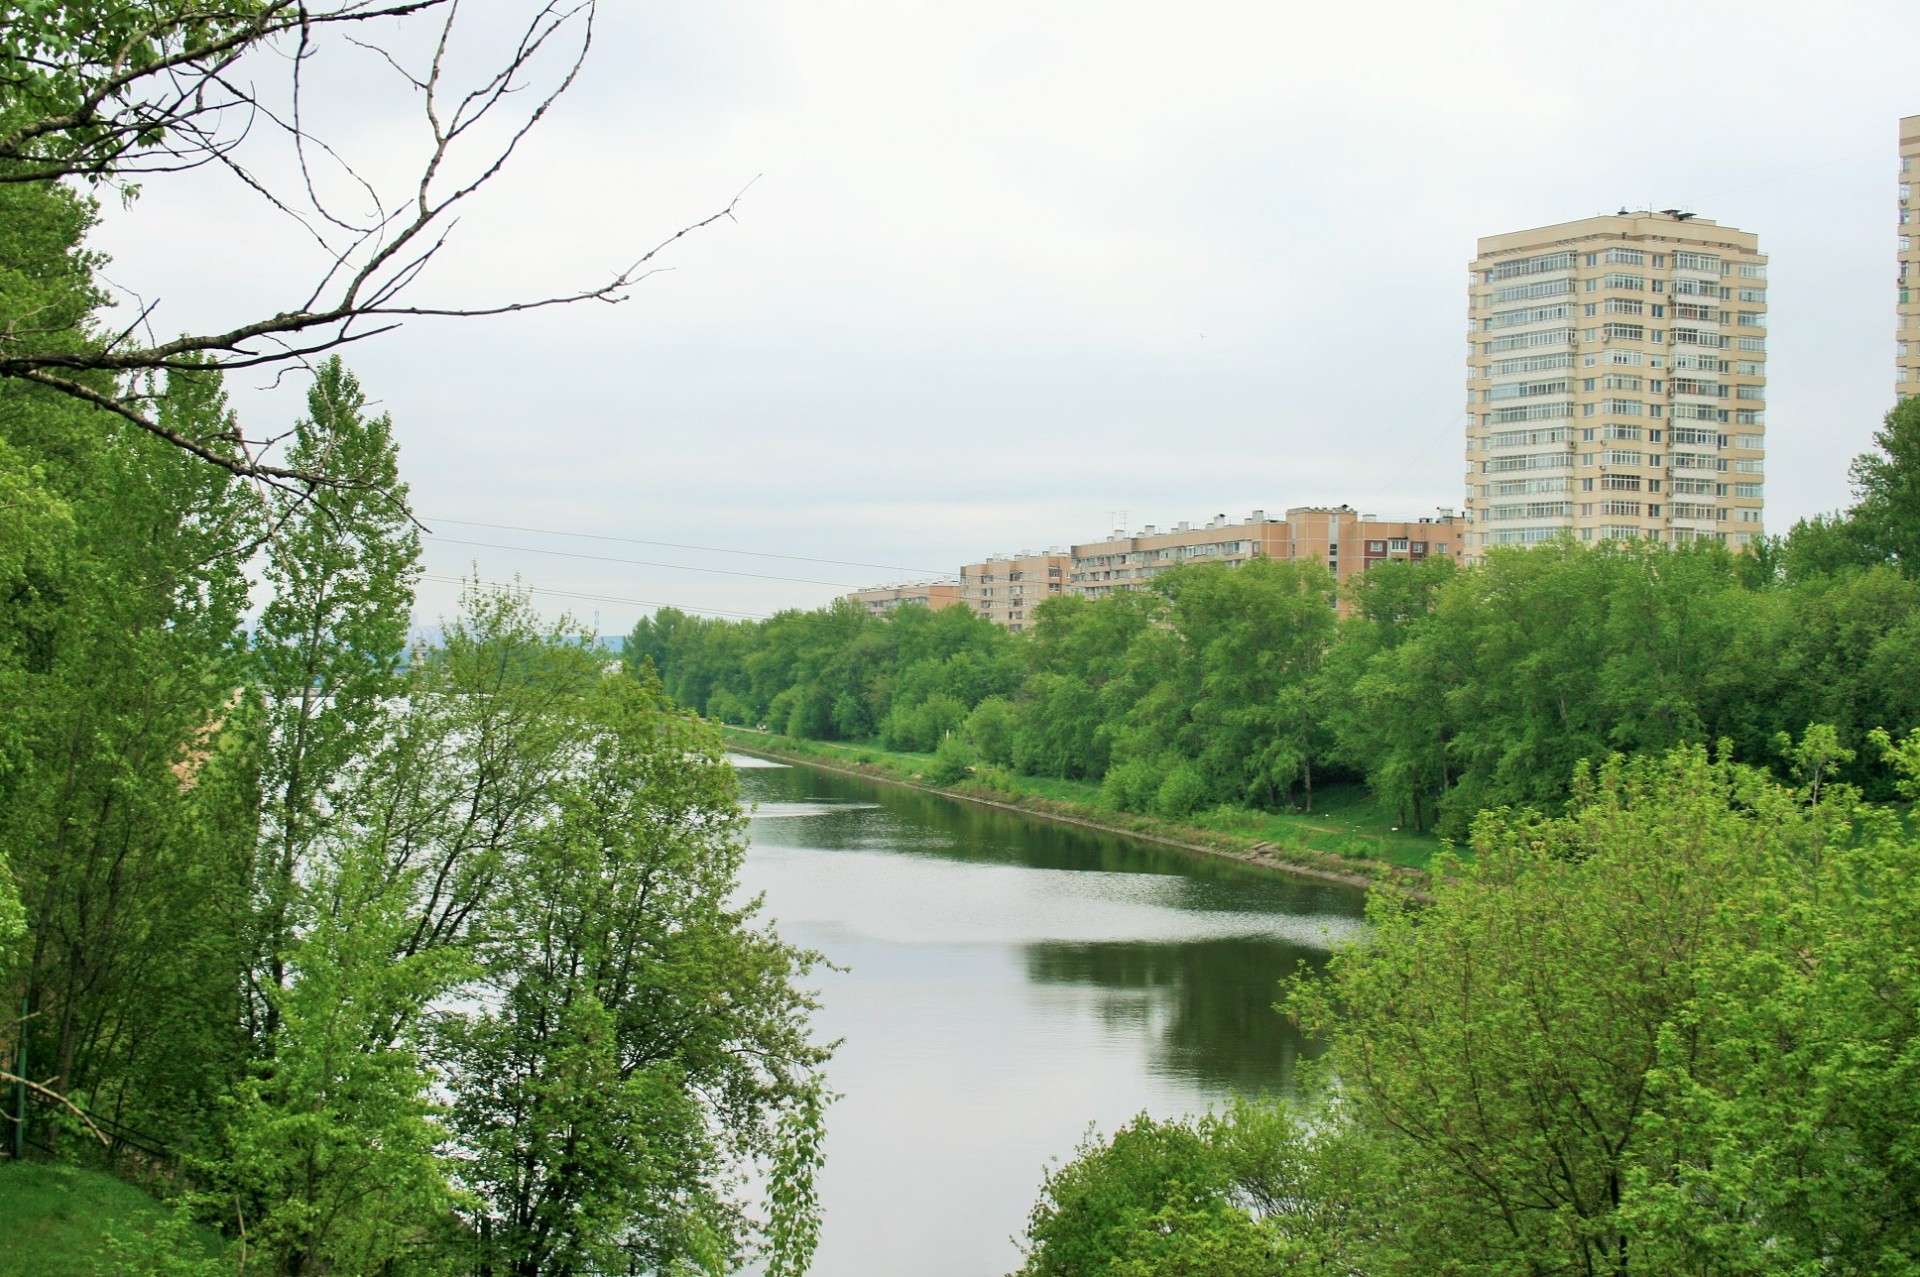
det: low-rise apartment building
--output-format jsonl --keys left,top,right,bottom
{"left": 1068, "top": 513, "right": 1293, "bottom": 598}
{"left": 846, "top": 581, "right": 963, "bottom": 616}
{"left": 961, "top": 551, "right": 1070, "bottom": 632}
{"left": 1068, "top": 507, "right": 1461, "bottom": 599}
{"left": 1286, "top": 506, "right": 1461, "bottom": 583}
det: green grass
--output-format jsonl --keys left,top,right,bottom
{"left": 722, "top": 727, "right": 1444, "bottom": 878}
{"left": 0, "top": 1159, "right": 224, "bottom": 1276}
{"left": 1183, "top": 789, "right": 1443, "bottom": 869}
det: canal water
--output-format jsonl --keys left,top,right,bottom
{"left": 731, "top": 756, "right": 1369, "bottom": 1276}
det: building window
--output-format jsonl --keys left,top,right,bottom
{"left": 1488, "top": 250, "right": 1576, "bottom": 281}
{"left": 1493, "top": 277, "right": 1574, "bottom": 303}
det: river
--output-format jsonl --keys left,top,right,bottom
{"left": 730, "top": 755, "right": 1370, "bottom": 1275}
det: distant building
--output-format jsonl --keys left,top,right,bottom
{"left": 1067, "top": 507, "right": 1461, "bottom": 600}
{"left": 846, "top": 581, "right": 963, "bottom": 616}
{"left": 1901, "top": 116, "right": 1920, "bottom": 398}
{"left": 961, "top": 551, "right": 1070, "bottom": 632}
{"left": 1466, "top": 211, "right": 1768, "bottom": 557}
{"left": 1284, "top": 506, "right": 1461, "bottom": 584}
{"left": 1068, "top": 513, "right": 1292, "bottom": 599}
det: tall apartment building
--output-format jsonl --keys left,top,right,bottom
{"left": 961, "top": 551, "right": 1070, "bottom": 631}
{"left": 1900, "top": 116, "right": 1920, "bottom": 397}
{"left": 1068, "top": 507, "right": 1460, "bottom": 599}
{"left": 1465, "top": 212, "right": 1768, "bottom": 558}
{"left": 846, "top": 581, "right": 963, "bottom": 616}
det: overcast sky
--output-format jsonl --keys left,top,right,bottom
{"left": 90, "top": 0, "right": 1920, "bottom": 632}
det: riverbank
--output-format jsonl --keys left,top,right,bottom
{"left": 721, "top": 727, "right": 1436, "bottom": 896}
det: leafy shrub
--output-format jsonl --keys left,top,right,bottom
{"left": 1153, "top": 763, "right": 1209, "bottom": 820}
{"left": 1102, "top": 757, "right": 1164, "bottom": 813}
{"left": 704, "top": 689, "right": 751, "bottom": 725}
{"left": 881, "top": 693, "right": 969, "bottom": 753}
{"left": 964, "top": 695, "right": 1019, "bottom": 767}
{"left": 923, "top": 733, "right": 975, "bottom": 785}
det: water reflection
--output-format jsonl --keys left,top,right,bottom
{"left": 1024, "top": 938, "right": 1326, "bottom": 1093}
{"left": 730, "top": 753, "right": 1367, "bottom": 1277}
{"left": 739, "top": 754, "right": 1363, "bottom": 896}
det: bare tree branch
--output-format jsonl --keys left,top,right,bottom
{"left": 0, "top": 0, "right": 744, "bottom": 496}
{"left": 1, "top": 1068, "right": 111, "bottom": 1146}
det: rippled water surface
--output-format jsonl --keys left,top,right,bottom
{"left": 731, "top": 755, "right": 1368, "bottom": 1276}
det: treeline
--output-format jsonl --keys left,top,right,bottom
{"left": 1011, "top": 744, "right": 1920, "bottom": 1275}
{"left": 0, "top": 173, "right": 828, "bottom": 1273}
{"left": 634, "top": 404, "right": 1920, "bottom": 838}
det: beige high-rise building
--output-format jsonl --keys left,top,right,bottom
{"left": 1465, "top": 212, "right": 1768, "bottom": 558}
{"left": 1900, "top": 116, "right": 1920, "bottom": 397}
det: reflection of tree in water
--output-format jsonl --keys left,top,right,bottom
{"left": 738, "top": 764, "right": 1367, "bottom": 914}
{"left": 1024, "top": 938, "right": 1330, "bottom": 1095}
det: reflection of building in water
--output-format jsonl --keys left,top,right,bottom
{"left": 1023, "top": 937, "right": 1329, "bottom": 1095}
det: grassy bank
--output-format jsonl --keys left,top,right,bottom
{"left": 0, "top": 1160, "right": 223, "bottom": 1276}
{"left": 720, "top": 728, "right": 1441, "bottom": 892}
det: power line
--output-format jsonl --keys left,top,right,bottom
{"left": 1681, "top": 144, "right": 1882, "bottom": 208}
{"left": 424, "top": 537, "right": 864, "bottom": 587}
{"left": 424, "top": 516, "right": 949, "bottom": 576}
{"left": 418, "top": 574, "right": 770, "bottom": 621}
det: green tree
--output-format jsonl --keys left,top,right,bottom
{"left": 250, "top": 356, "right": 420, "bottom": 1041}
{"left": 964, "top": 695, "right": 1019, "bottom": 767}
{"left": 211, "top": 844, "right": 465, "bottom": 1277}
{"left": 1289, "top": 743, "right": 1920, "bottom": 1275}
{"left": 924, "top": 731, "right": 976, "bottom": 785}
{"left": 1015, "top": 1114, "right": 1256, "bottom": 1277}
{"left": 1013, "top": 1104, "right": 1354, "bottom": 1277}
{"left": 435, "top": 647, "right": 832, "bottom": 1277}
{"left": 1846, "top": 394, "right": 1920, "bottom": 574}
{"left": 3, "top": 355, "right": 258, "bottom": 1153}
